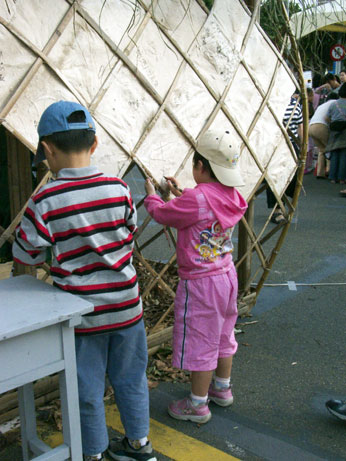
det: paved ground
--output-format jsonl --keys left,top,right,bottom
{"left": 1, "top": 172, "right": 346, "bottom": 460}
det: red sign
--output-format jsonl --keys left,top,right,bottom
{"left": 330, "top": 44, "right": 346, "bottom": 62}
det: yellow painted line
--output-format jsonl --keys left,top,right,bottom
{"left": 41, "top": 403, "right": 239, "bottom": 461}
{"left": 105, "top": 405, "right": 240, "bottom": 461}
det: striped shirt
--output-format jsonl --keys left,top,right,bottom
{"left": 283, "top": 97, "right": 303, "bottom": 141}
{"left": 12, "top": 166, "right": 142, "bottom": 335}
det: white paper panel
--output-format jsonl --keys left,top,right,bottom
{"left": 94, "top": 65, "right": 159, "bottom": 153}
{"left": 127, "top": 18, "right": 183, "bottom": 99}
{"left": 188, "top": 14, "right": 241, "bottom": 98}
{"left": 145, "top": 0, "right": 207, "bottom": 53}
{"left": 237, "top": 147, "right": 263, "bottom": 199}
{"left": 211, "top": 0, "right": 250, "bottom": 52}
{"left": 267, "top": 137, "right": 297, "bottom": 197}
{"left": 91, "top": 122, "right": 130, "bottom": 178}
{"left": 166, "top": 63, "right": 216, "bottom": 138}
{"left": 0, "top": 26, "right": 36, "bottom": 112}
{"left": 224, "top": 64, "right": 263, "bottom": 135}
{"left": 136, "top": 113, "right": 191, "bottom": 179}
{"left": 0, "top": 0, "right": 69, "bottom": 51}
{"left": 48, "top": 14, "right": 118, "bottom": 105}
{"left": 249, "top": 107, "right": 283, "bottom": 170}
{"left": 175, "top": 153, "right": 195, "bottom": 190}
{"left": 79, "top": 0, "right": 146, "bottom": 51}
{"left": 243, "top": 26, "right": 279, "bottom": 94}
{"left": 269, "top": 65, "right": 295, "bottom": 123}
{"left": 5, "top": 65, "right": 77, "bottom": 148}
{"left": 0, "top": 0, "right": 298, "bottom": 202}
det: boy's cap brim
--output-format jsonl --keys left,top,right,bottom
{"left": 34, "top": 142, "right": 46, "bottom": 166}
{"left": 34, "top": 100, "right": 96, "bottom": 165}
{"left": 196, "top": 130, "right": 245, "bottom": 187}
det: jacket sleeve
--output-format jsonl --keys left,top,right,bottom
{"left": 124, "top": 187, "right": 138, "bottom": 235}
{"left": 12, "top": 198, "right": 51, "bottom": 266}
{"left": 144, "top": 189, "right": 200, "bottom": 230}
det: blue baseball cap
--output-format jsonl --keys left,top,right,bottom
{"left": 35, "top": 100, "right": 96, "bottom": 165}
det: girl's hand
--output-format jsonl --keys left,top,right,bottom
{"left": 164, "top": 176, "right": 183, "bottom": 197}
{"left": 145, "top": 178, "right": 156, "bottom": 196}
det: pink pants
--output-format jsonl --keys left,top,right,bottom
{"left": 172, "top": 266, "right": 238, "bottom": 371}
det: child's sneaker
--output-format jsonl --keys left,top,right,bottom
{"left": 208, "top": 383, "right": 234, "bottom": 407}
{"left": 168, "top": 397, "right": 211, "bottom": 423}
{"left": 108, "top": 436, "right": 157, "bottom": 461}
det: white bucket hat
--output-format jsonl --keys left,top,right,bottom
{"left": 196, "top": 129, "right": 244, "bottom": 187}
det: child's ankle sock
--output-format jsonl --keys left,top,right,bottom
{"left": 190, "top": 392, "right": 208, "bottom": 406}
{"left": 213, "top": 375, "right": 230, "bottom": 390}
{"left": 84, "top": 454, "right": 103, "bottom": 461}
{"left": 128, "top": 437, "right": 148, "bottom": 449}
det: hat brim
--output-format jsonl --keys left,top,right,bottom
{"left": 209, "top": 161, "right": 245, "bottom": 187}
{"left": 34, "top": 141, "right": 46, "bottom": 166}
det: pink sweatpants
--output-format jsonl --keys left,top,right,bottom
{"left": 172, "top": 266, "right": 238, "bottom": 371}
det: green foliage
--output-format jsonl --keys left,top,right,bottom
{"left": 260, "top": 0, "right": 301, "bottom": 49}
{"left": 299, "top": 30, "right": 339, "bottom": 75}
{"left": 203, "top": 0, "right": 214, "bottom": 9}
{"left": 260, "top": 0, "right": 343, "bottom": 76}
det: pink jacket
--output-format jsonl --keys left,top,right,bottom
{"left": 144, "top": 182, "right": 248, "bottom": 279}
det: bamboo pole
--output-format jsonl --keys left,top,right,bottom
{"left": 237, "top": 199, "right": 255, "bottom": 295}
{"left": 6, "top": 132, "right": 36, "bottom": 277}
{"left": 255, "top": 4, "right": 309, "bottom": 295}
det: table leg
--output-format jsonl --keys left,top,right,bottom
{"left": 59, "top": 323, "right": 83, "bottom": 461}
{"left": 18, "top": 382, "right": 36, "bottom": 461}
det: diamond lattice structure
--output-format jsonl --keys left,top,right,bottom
{"left": 0, "top": 0, "right": 297, "bottom": 201}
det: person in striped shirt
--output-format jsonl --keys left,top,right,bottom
{"left": 282, "top": 89, "right": 304, "bottom": 147}
{"left": 267, "top": 90, "right": 303, "bottom": 224}
{"left": 12, "top": 101, "right": 156, "bottom": 461}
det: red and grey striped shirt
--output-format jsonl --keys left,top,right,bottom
{"left": 13, "top": 166, "right": 142, "bottom": 335}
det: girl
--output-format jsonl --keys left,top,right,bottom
{"left": 144, "top": 130, "right": 248, "bottom": 423}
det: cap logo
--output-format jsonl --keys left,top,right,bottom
{"left": 231, "top": 153, "right": 239, "bottom": 166}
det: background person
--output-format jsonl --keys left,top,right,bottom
{"left": 308, "top": 92, "right": 339, "bottom": 178}
{"left": 325, "top": 82, "right": 346, "bottom": 186}
{"left": 266, "top": 89, "right": 303, "bottom": 223}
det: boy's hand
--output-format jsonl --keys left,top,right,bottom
{"left": 164, "top": 176, "right": 183, "bottom": 197}
{"left": 145, "top": 178, "right": 156, "bottom": 196}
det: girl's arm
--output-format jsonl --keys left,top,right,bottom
{"left": 144, "top": 179, "right": 199, "bottom": 229}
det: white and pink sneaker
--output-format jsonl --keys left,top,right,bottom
{"left": 168, "top": 397, "right": 211, "bottom": 423}
{"left": 208, "top": 384, "right": 234, "bottom": 407}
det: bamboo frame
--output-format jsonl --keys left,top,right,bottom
{"left": 0, "top": 0, "right": 308, "bottom": 323}
{"left": 0, "top": 0, "right": 308, "bottom": 422}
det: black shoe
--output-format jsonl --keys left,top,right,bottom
{"left": 325, "top": 399, "right": 346, "bottom": 421}
{"left": 108, "top": 436, "right": 157, "bottom": 461}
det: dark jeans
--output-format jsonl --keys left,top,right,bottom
{"left": 328, "top": 148, "right": 346, "bottom": 182}
{"left": 266, "top": 142, "right": 300, "bottom": 209}
{"left": 75, "top": 320, "right": 149, "bottom": 455}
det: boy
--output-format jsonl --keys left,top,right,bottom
{"left": 12, "top": 101, "right": 156, "bottom": 461}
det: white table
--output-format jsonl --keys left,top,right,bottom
{"left": 0, "top": 275, "right": 93, "bottom": 461}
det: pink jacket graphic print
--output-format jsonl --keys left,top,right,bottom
{"left": 144, "top": 182, "right": 248, "bottom": 280}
